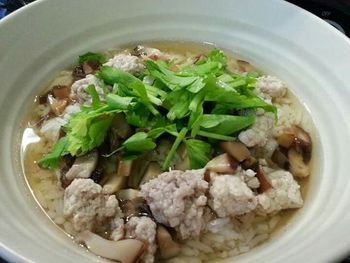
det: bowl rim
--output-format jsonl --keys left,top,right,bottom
{"left": 1, "top": 0, "right": 350, "bottom": 262}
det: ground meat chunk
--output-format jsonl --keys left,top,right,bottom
{"left": 134, "top": 45, "right": 163, "bottom": 60}
{"left": 39, "top": 103, "right": 80, "bottom": 142}
{"left": 134, "top": 45, "right": 184, "bottom": 62}
{"left": 63, "top": 178, "right": 122, "bottom": 232}
{"left": 256, "top": 75, "right": 287, "bottom": 100}
{"left": 110, "top": 217, "right": 125, "bottom": 241}
{"left": 238, "top": 112, "right": 274, "bottom": 147}
{"left": 209, "top": 174, "right": 257, "bottom": 217}
{"left": 125, "top": 217, "right": 157, "bottom": 263}
{"left": 256, "top": 170, "right": 303, "bottom": 215}
{"left": 40, "top": 117, "right": 67, "bottom": 142}
{"left": 70, "top": 74, "right": 104, "bottom": 104}
{"left": 104, "top": 54, "right": 144, "bottom": 75}
{"left": 140, "top": 170, "right": 208, "bottom": 239}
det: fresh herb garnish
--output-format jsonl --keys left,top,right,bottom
{"left": 40, "top": 48, "right": 276, "bottom": 171}
{"left": 78, "top": 52, "right": 106, "bottom": 64}
{"left": 39, "top": 137, "right": 69, "bottom": 169}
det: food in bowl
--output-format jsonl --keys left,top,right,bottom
{"left": 21, "top": 42, "right": 313, "bottom": 263}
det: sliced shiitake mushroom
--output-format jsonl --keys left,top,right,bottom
{"left": 101, "top": 153, "right": 133, "bottom": 194}
{"left": 78, "top": 231, "right": 145, "bottom": 263}
{"left": 288, "top": 148, "right": 310, "bottom": 178}
{"left": 271, "top": 149, "right": 289, "bottom": 170}
{"left": 117, "top": 159, "right": 133, "bottom": 177}
{"left": 72, "top": 65, "right": 85, "bottom": 80}
{"left": 140, "top": 162, "right": 162, "bottom": 185}
{"left": 47, "top": 94, "right": 68, "bottom": 116}
{"left": 51, "top": 85, "right": 70, "bottom": 100}
{"left": 113, "top": 113, "right": 133, "bottom": 139}
{"left": 103, "top": 176, "right": 128, "bottom": 195}
{"left": 157, "top": 225, "right": 181, "bottom": 259}
{"left": 220, "top": 141, "right": 251, "bottom": 162}
{"left": 205, "top": 153, "right": 238, "bottom": 175}
{"left": 128, "top": 156, "right": 150, "bottom": 189}
{"left": 237, "top": 60, "right": 254, "bottom": 72}
{"left": 82, "top": 60, "right": 101, "bottom": 75}
{"left": 276, "top": 126, "right": 312, "bottom": 177}
{"left": 174, "top": 144, "right": 190, "bottom": 171}
{"left": 241, "top": 156, "right": 257, "bottom": 170}
{"left": 90, "top": 166, "right": 104, "bottom": 184}
{"left": 276, "top": 125, "right": 312, "bottom": 162}
{"left": 65, "top": 151, "right": 99, "bottom": 181}
{"left": 117, "top": 189, "right": 141, "bottom": 201}
{"left": 120, "top": 197, "right": 152, "bottom": 219}
{"left": 256, "top": 165, "right": 272, "bottom": 193}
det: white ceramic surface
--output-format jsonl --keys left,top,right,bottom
{"left": 1, "top": 0, "right": 350, "bottom": 262}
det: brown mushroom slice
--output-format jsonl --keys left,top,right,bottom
{"left": 277, "top": 126, "right": 312, "bottom": 152}
{"left": 79, "top": 231, "right": 145, "bottom": 263}
{"left": 288, "top": 148, "right": 310, "bottom": 178}
{"left": 276, "top": 132, "right": 295, "bottom": 148}
{"left": 237, "top": 60, "right": 254, "bottom": 72}
{"left": 205, "top": 153, "right": 238, "bottom": 174}
{"left": 82, "top": 60, "right": 100, "bottom": 75}
{"left": 256, "top": 165, "right": 272, "bottom": 193}
{"left": 117, "top": 159, "right": 133, "bottom": 177}
{"left": 220, "top": 141, "right": 251, "bottom": 162}
{"left": 271, "top": 149, "right": 289, "bottom": 170}
{"left": 120, "top": 197, "right": 152, "bottom": 218}
{"left": 113, "top": 113, "right": 133, "bottom": 139}
{"left": 117, "top": 189, "right": 141, "bottom": 201}
{"left": 157, "top": 225, "right": 181, "bottom": 259}
{"left": 292, "top": 126, "right": 312, "bottom": 162}
{"left": 65, "top": 151, "right": 98, "bottom": 181}
{"left": 174, "top": 144, "right": 190, "bottom": 171}
{"left": 72, "top": 65, "right": 85, "bottom": 80}
{"left": 140, "top": 162, "right": 161, "bottom": 185}
{"left": 241, "top": 156, "right": 257, "bottom": 170}
{"left": 47, "top": 94, "right": 68, "bottom": 116}
{"left": 128, "top": 157, "right": 150, "bottom": 189}
{"left": 52, "top": 85, "right": 70, "bottom": 100}
{"left": 102, "top": 175, "right": 128, "bottom": 195}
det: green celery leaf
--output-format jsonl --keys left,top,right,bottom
{"left": 148, "top": 124, "right": 178, "bottom": 138}
{"left": 185, "top": 139, "right": 211, "bottom": 169}
{"left": 162, "top": 128, "right": 188, "bottom": 170}
{"left": 204, "top": 79, "right": 277, "bottom": 114}
{"left": 106, "top": 93, "right": 134, "bottom": 110}
{"left": 200, "top": 114, "right": 255, "bottom": 135}
{"left": 186, "top": 77, "right": 205, "bottom": 93}
{"left": 65, "top": 105, "right": 121, "bottom": 156}
{"left": 145, "top": 60, "right": 199, "bottom": 91}
{"left": 126, "top": 102, "right": 150, "bottom": 127}
{"left": 188, "top": 110, "right": 203, "bottom": 137}
{"left": 39, "top": 137, "right": 69, "bottom": 169}
{"left": 86, "top": 84, "right": 101, "bottom": 108}
{"left": 164, "top": 90, "right": 191, "bottom": 120}
{"left": 189, "top": 92, "right": 204, "bottom": 112}
{"left": 207, "top": 49, "right": 227, "bottom": 65}
{"left": 98, "top": 66, "right": 158, "bottom": 115}
{"left": 79, "top": 52, "right": 106, "bottom": 64}
{"left": 122, "top": 132, "right": 157, "bottom": 152}
{"left": 87, "top": 117, "right": 113, "bottom": 148}
{"left": 197, "top": 130, "right": 236, "bottom": 141}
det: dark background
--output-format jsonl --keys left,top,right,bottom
{"left": 0, "top": 0, "right": 350, "bottom": 262}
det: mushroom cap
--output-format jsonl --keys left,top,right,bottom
{"left": 79, "top": 231, "right": 145, "bottom": 263}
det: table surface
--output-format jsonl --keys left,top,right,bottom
{"left": 0, "top": 0, "right": 350, "bottom": 262}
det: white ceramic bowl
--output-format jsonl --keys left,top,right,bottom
{"left": 1, "top": 0, "right": 350, "bottom": 262}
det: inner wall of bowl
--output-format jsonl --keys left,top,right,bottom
{"left": 1, "top": 2, "right": 350, "bottom": 262}
{"left": 13, "top": 18, "right": 323, "bottom": 261}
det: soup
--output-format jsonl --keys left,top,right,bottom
{"left": 21, "top": 42, "right": 314, "bottom": 263}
